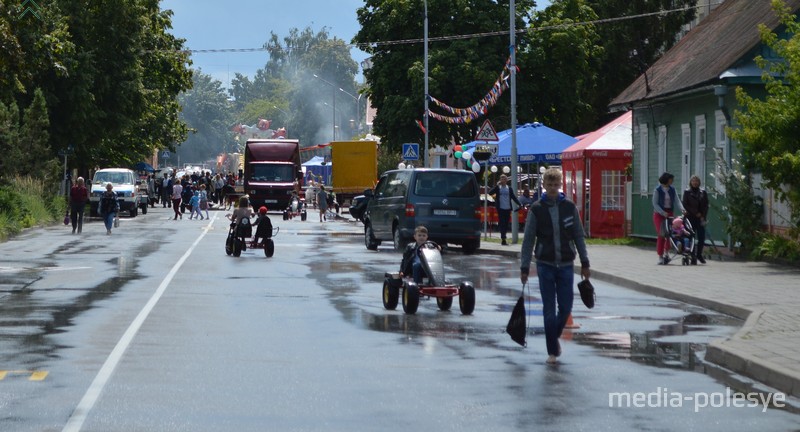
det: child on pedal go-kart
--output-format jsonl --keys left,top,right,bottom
{"left": 399, "top": 225, "right": 442, "bottom": 284}
{"left": 253, "top": 206, "right": 273, "bottom": 246}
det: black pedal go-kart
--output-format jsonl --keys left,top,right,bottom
{"left": 225, "top": 217, "right": 279, "bottom": 258}
{"left": 382, "top": 242, "right": 476, "bottom": 315}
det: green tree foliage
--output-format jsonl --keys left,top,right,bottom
{"left": 1, "top": 0, "right": 192, "bottom": 173}
{"left": 0, "top": 89, "right": 59, "bottom": 183}
{"left": 354, "top": 0, "right": 696, "bottom": 155}
{"left": 582, "top": 0, "right": 697, "bottom": 124}
{"left": 730, "top": 0, "right": 800, "bottom": 228}
{"left": 177, "top": 71, "right": 235, "bottom": 162}
{"left": 521, "top": 0, "right": 602, "bottom": 134}
{"left": 354, "top": 0, "right": 534, "bottom": 154}
{"left": 223, "top": 27, "right": 359, "bottom": 147}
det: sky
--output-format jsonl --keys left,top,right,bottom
{"left": 160, "top": 0, "right": 551, "bottom": 89}
{"left": 160, "top": 0, "right": 370, "bottom": 88}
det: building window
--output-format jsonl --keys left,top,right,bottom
{"left": 601, "top": 170, "right": 625, "bottom": 211}
{"left": 657, "top": 126, "right": 667, "bottom": 177}
{"left": 639, "top": 124, "right": 649, "bottom": 194}
{"left": 681, "top": 123, "right": 691, "bottom": 190}
{"left": 715, "top": 110, "right": 729, "bottom": 193}
{"left": 695, "top": 115, "right": 706, "bottom": 184}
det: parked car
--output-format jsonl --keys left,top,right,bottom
{"left": 89, "top": 168, "right": 142, "bottom": 217}
{"left": 348, "top": 191, "right": 370, "bottom": 222}
{"left": 363, "top": 169, "right": 482, "bottom": 254}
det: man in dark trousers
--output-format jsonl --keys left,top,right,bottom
{"left": 488, "top": 174, "right": 521, "bottom": 245}
{"left": 520, "top": 168, "right": 591, "bottom": 365}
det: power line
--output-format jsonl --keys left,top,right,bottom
{"left": 174, "top": 2, "right": 720, "bottom": 55}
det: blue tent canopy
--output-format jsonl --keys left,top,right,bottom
{"left": 462, "top": 122, "right": 578, "bottom": 165}
{"left": 133, "top": 161, "right": 155, "bottom": 172}
{"left": 302, "top": 155, "right": 331, "bottom": 185}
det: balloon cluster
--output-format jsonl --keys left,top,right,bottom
{"left": 453, "top": 145, "right": 481, "bottom": 173}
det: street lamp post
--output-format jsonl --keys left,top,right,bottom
{"left": 423, "top": 0, "right": 429, "bottom": 167}
{"left": 323, "top": 103, "right": 346, "bottom": 141}
{"left": 313, "top": 74, "right": 337, "bottom": 142}
{"left": 272, "top": 105, "right": 290, "bottom": 138}
{"left": 339, "top": 87, "right": 363, "bottom": 136}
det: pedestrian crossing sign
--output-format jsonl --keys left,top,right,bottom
{"left": 402, "top": 143, "right": 419, "bottom": 160}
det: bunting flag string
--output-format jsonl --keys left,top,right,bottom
{"left": 426, "top": 57, "right": 515, "bottom": 125}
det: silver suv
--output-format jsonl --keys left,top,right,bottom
{"left": 363, "top": 169, "right": 481, "bottom": 254}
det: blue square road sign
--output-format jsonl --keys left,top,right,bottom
{"left": 402, "top": 143, "right": 419, "bottom": 161}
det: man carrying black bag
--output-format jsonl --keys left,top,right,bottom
{"left": 519, "top": 168, "right": 591, "bottom": 364}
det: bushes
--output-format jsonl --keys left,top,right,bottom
{"left": 0, "top": 176, "right": 65, "bottom": 241}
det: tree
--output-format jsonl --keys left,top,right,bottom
{"left": 0, "top": 89, "right": 59, "bottom": 182}
{"left": 729, "top": 0, "right": 800, "bottom": 228}
{"left": 1, "top": 0, "right": 193, "bottom": 173}
{"left": 354, "top": 0, "right": 534, "bottom": 155}
{"left": 177, "top": 72, "right": 235, "bottom": 162}
{"left": 519, "top": 0, "right": 603, "bottom": 134}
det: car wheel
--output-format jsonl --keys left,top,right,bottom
{"left": 402, "top": 282, "right": 419, "bottom": 315}
{"left": 462, "top": 239, "right": 479, "bottom": 255}
{"left": 458, "top": 282, "right": 476, "bottom": 315}
{"left": 382, "top": 278, "right": 399, "bottom": 310}
{"left": 436, "top": 296, "right": 453, "bottom": 311}
{"left": 392, "top": 226, "right": 406, "bottom": 251}
{"left": 365, "top": 223, "right": 380, "bottom": 250}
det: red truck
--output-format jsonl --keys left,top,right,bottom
{"left": 244, "top": 139, "right": 302, "bottom": 212}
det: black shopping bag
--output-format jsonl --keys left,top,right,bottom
{"left": 506, "top": 294, "right": 527, "bottom": 347}
{"left": 578, "top": 279, "right": 595, "bottom": 309}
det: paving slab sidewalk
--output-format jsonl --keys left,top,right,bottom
{"left": 477, "top": 240, "right": 800, "bottom": 399}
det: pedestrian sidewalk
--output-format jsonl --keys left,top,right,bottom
{"left": 477, "top": 239, "right": 800, "bottom": 399}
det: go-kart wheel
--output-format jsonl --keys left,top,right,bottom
{"left": 436, "top": 296, "right": 453, "bottom": 311}
{"left": 141, "top": 205, "right": 148, "bottom": 215}
{"left": 233, "top": 239, "right": 243, "bottom": 257}
{"left": 265, "top": 239, "right": 274, "bottom": 258}
{"left": 225, "top": 236, "right": 233, "bottom": 255}
{"left": 283, "top": 211, "right": 288, "bottom": 221}
{"left": 458, "top": 282, "right": 476, "bottom": 315}
{"left": 402, "top": 282, "right": 419, "bottom": 314}
{"left": 382, "top": 278, "right": 399, "bottom": 310}
{"left": 301, "top": 211, "right": 307, "bottom": 221}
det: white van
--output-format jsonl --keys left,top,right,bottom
{"left": 90, "top": 168, "right": 142, "bottom": 217}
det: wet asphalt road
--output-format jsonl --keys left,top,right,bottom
{"left": 0, "top": 206, "right": 798, "bottom": 431}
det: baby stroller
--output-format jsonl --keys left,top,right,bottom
{"left": 663, "top": 216, "right": 697, "bottom": 265}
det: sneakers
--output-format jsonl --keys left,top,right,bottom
{"left": 697, "top": 255, "right": 706, "bottom": 264}
{"left": 662, "top": 255, "right": 671, "bottom": 265}
{"left": 501, "top": 240, "right": 508, "bottom": 246}
{"left": 658, "top": 255, "right": 671, "bottom": 265}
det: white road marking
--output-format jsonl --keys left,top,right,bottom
{"left": 62, "top": 213, "right": 218, "bottom": 432}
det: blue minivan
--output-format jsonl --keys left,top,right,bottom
{"left": 363, "top": 169, "right": 482, "bottom": 254}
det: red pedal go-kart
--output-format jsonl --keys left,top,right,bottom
{"left": 283, "top": 196, "right": 307, "bottom": 221}
{"left": 382, "top": 242, "right": 476, "bottom": 315}
{"left": 225, "top": 217, "right": 279, "bottom": 258}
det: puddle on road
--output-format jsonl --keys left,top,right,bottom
{"left": 0, "top": 239, "right": 159, "bottom": 367}
{"left": 309, "top": 235, "right": 745, "bottom": 376}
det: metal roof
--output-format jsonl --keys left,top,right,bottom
{"left": 610, "top": 0, "right": 800, "bottom": 108}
